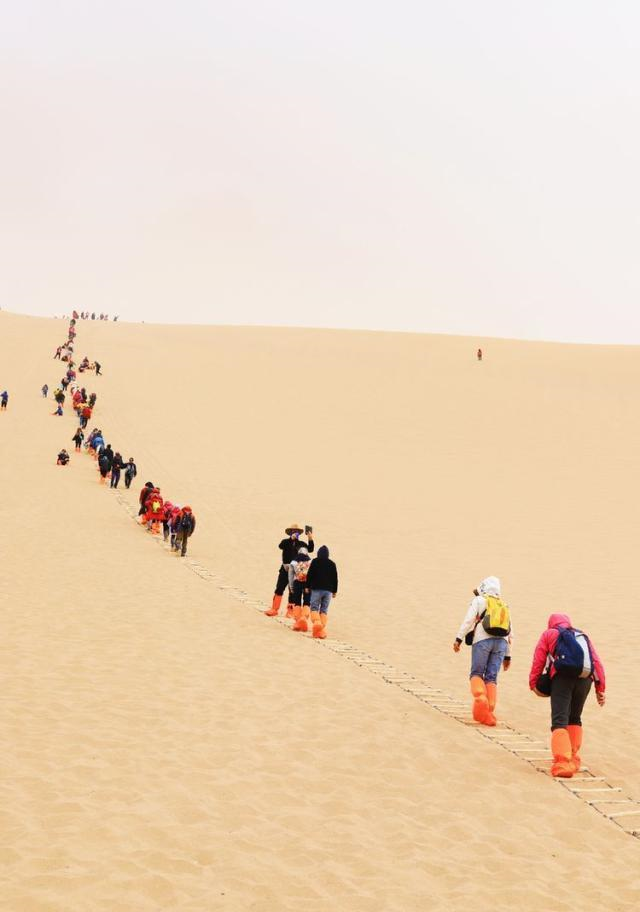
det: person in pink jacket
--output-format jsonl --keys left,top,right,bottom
{"left": 529, "top": 613, "right": 606, "bottom": 778}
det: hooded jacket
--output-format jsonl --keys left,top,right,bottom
{"left": 305, "top": 546, "right": 338, "bottom": 593}
{"left": 528, "top": 613, "right": 605, "bottom": 694}
{"left": 455, "top": 576, "right": 512, "bottom": 656}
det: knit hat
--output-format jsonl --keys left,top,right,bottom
{"left": 318, "top": 545, "right": 330, "bottom": 559}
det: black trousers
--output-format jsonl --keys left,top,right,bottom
{"left": 110, "top": 471, "right": 120, "bottom": 488}
{"left": 124, "top": 473, "right": 134, "bottom": 489}
{"left": 274, "top": 565, "right": 289, "bottom": 596}
{"left": 291, "top": 580, "right": 311, "bottom": 607}
{"left": 550, "top": 675, "right": 592, "bottom": 730}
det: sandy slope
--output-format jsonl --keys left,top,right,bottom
{"left": 0, "top": 311, "right": 638, "bottom": 911}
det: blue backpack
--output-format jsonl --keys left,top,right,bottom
{"left": 553, "top": 627, "right": 593, "bottom": 679}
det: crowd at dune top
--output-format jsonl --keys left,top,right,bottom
{"left": 35, "top": 315, "right": 607, "bottom": 780}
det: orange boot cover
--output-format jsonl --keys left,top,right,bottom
{"left": 265, "top": 594, "right": 282, "bottom": 617}
{"left": 316, "top": 615, "right": 327, "bottom": 639}
{"left": 310, "top": 610, "right": 319, "bottom": 627}
{"left": 551, "top": 728, "right": 574, "bottom": 778}
{"left": 292, "top": 606, "right": 305, "bottom": 631}
{"left": 285, "top": 604, "right": 295, "bottom": 619}
{"left": 312, "top": 622, "right": 324, "bottom": 638}
{"left": 567, "top": 725, "right": 583, "bottom": 773}
{"left": 470, "top": 677, "right": 494, "bottom": 726}
{"left": 486, "top": 682, "right": 497, "bottom": 716}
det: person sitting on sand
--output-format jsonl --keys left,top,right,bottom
{"left": 529, "top": 613, "right": 605, "bottom": 778}
{"left": 265, "top": 524, "right": 315, "bottom": 618}
{"left": 305, "top": 545, "right": 338, "bottom": 639}
{"left": 453, "top": 577, "right": 512, "bottom": 727}
{"left": 56, "top": 449, "right": 70, "bottom": 465}
{"left": 52, "top": 404, "right": 63, "bottom": 416}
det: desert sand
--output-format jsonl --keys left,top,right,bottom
{"left": 0, "top": 310, "right": 639, "bottom": 911}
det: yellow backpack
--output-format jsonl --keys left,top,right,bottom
{"left": 481, "top": 595, "right": 511, "bottom": 636}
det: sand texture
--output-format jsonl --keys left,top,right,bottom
{"left": 0, "top": 311, "right": 639, "bottom": 911}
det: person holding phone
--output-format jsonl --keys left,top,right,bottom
{"left": 265, "top": 523, "right": 315, "bottom": 617}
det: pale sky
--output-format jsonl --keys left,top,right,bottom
{"left": 1, "top": 1, "right": 640, "bottom": 342}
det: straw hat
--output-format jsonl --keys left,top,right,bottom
{"left": 285, "top": 523, "right": 304, "bottom": 535}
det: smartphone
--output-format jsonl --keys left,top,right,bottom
{"left": 305, "top": 525, "right": 313, "bottom": 535}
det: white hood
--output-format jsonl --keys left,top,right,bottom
{"left": 478, "top": 576, "right": 501, "bottom": 597}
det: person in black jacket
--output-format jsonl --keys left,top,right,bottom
{"left": 110, "top": 452, "right": 124, "bottom": 488}
{"left": 305, "top": 545, "right": 338, "bottom": 639}
{"left": 124, "top": 458, "right": 137, "bottom": 489}
{"left": 265, "top": 523, "right": 315, "bottom": 617}
{"left": 175, "top": 506, "right": 196, "bottom": 556}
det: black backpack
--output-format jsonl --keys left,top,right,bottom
{"left": 181, "top": 513, "right": 194, "bottom": 533}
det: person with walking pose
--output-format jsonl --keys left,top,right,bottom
{"left": 529, "top": 613, "right": 605, "bottom": 778}
{"left": 453, "top": 577, "right": 512, "bottom": 726}
{"left": 265, "top": 524, "right": 315, "bottom": 618}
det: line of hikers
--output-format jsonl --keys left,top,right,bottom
{"left": 51, "top": 319, "right": 198, "bottom": 559}
{"left": 264, "top": 524, "right": 339, "bottom": 639}
{"left": 68, "top": 310, "right": 118, "bottom": 321}
{"left": 453, "top": 576, "right": 606, "bottom": 779}
{"left": 136, "top": 481, "right": 197, "bottom": 556}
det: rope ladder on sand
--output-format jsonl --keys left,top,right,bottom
{"left": 108, "top": 492, "right": 640, "bottom": 841}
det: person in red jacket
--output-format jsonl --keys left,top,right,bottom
{"left": 529, "top": 613, "right": 605, "bottom": 778}
{"left": 138, "top": 482, "right": 155, "bottom": 519}
{"left": 144, "top": 488, "right": 164, "bottom": 534}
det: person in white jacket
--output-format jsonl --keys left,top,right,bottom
{"left": 452, "top": 576, "right": 512, "bottom": 726}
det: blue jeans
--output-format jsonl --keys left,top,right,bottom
{"left": 470, "top": 638, "right": 508, "bottom": 684}
{"left": 310, "top": 590, "right": 332, "bottom": 614}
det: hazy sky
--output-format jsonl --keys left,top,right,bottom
{"left": 2, "top": 1, "right": 640, "bottom": 342}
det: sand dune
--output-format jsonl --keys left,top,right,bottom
{"left": 0, "top": 311, "right": 638, "bottom": 911}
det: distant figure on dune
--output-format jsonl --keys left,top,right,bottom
{"left": 110, "top": 452, "right": 124, "bottom": 488}
{"left": 305, "top": 545, "right": 339, "bottom": 639}
{"left": 52, "top": 404, "right": 63, "bottom": 416}
{"left": 453, "top": 577, "right": 512, "bottom": 726}
{"left": 41, "top": 384, "right": 48, "bottom": 398}
{"left": 98, "top": 451, "right": 111, "bottom": 484}
{"left": 138, "top": 481, "right": 154, "bottom": 518}
{"left": 56, "top": 449, "right": 70, "bottom": 465}
{"left": 477, "top": 348, "right": 483, "bottom": 361}
{"left": 174, "top": 506, "right": 196, "bottom": 556}
{"left": 54, "top": 346, "right": 62, "bottom": 359}
{"left": 265, "top": 523, "right": 315, "bottom": 617}
{"left": 145, "top": 488, "right": 164, "bottom": 534}
{"left": 0, "top": 390, "right": 8, "bottom": 411}
{"left": 79, "top": 404, "right": 92, "bottom": 428}
{"left": 124, "top": 458, "right": 137, "bottom": 489}
{"left": 95, "top": 361, "right": 102, "bottom": 375}
{"left": 529, "top": 613, "right": 606, "bottom": 779}
{"left": 72, "top": 429, "right": 84, "bottom": 452}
